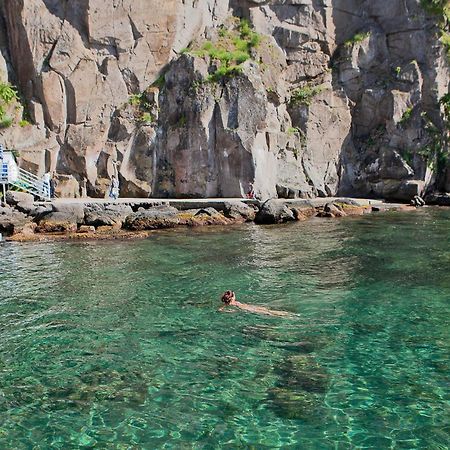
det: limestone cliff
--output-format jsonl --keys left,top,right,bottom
{"left": 0, "top": 0, "right": 448, "bottom": 200}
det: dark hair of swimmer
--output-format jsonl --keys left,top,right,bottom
{"left": 221, "top": 290, "right": 235, "bottom": 305}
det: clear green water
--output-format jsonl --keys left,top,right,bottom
{"left": 0, "top": 209, "right": 449, "bottom": 449}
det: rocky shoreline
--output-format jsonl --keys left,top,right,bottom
{"left": 0, "top": 191, "right": 430, "bottom": 243}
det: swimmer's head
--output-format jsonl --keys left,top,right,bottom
{"left": 221, "top": 290, "right": 236, "bottom": 305}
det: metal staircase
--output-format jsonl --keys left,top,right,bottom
{"left": 10, "top": 167, "right": 50, "bottom": 200}
{"left": 1, "top": 151, "right": 50, "bottom": 201}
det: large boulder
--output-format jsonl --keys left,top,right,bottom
{"left": 318, "top": 202, "right": 346, "bottom": 218}
{"left": 290, "top": 202, "right": 316, "bottom": 221}
{"left": 177, "top": 208, "right": 230, "bottom": 226}
{"left": 255, "top": 199, "right": 296, "bottom": 224}
{"left": 5, "top": 191, "right": 34, "bottom": 206}
{"left": 52, "top": 203, "right": 85, "bottom": 224}
{"left": 0, "top": 205, "right": 31, "bottom": 235}
{"left": 424, "top": 192, "right": 450, "bottom": 206}
{"left": 15, "top": 202, "right": 52, "bottom": 217}
{"left": 84, "top": 204, "right": 133, "bottom": 227}
{"left": 389, "top": 180, "right": 424, "bottom": 202}
{"left": 223, "top": 201, "right": 256, "bottom": 222}
{"left": 36, "top": 212, "right": 78, "bottom": 233}
{"left": 123, "top": 205, "right": 180, "bottom": 230}
{"left": 124, "top": 205, "right": 231, "bottom": 230}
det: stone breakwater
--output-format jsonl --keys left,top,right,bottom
{"left": 0, "top": 191, "right": 418, "bottom": 242}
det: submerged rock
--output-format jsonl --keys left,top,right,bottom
{"left": 267, "top": 387, "right": 325, "bottom": 421}
{"left": 281, "top": 341, "right": 316, "bottom": 354}
{"left": 277, "top": 355, "right": 330, "bottom": 394}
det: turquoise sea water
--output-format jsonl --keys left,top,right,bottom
{"left": 0, "top": 208, "right": 449, "bottom": 449}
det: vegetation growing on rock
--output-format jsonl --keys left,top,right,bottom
{"left": 128, "top": 91, "right": 156, "bottom": 126}
{"left": 399, "top": 107, "right": 414, "bottom": 125}
{"left": 0, "top": 82, "right": 18, "bottom": 128}
{"left": 290, "top": 84, "right": 326, "bottom": 106}
{"left": 344, "top": 31, "right": 371, "bottom": 47}
{"left": 420, "top": 0, "right": 450, "bottom": 60}
{"left": 419, "top": 94, "right": 450, "bottom": 176}
{"left": 185, "top": 18, "right": 261, "bottom": 82}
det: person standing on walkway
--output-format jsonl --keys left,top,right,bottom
{"left": 49, "top": 172, "right": 57, "bottom": 198}
{"left": 42, "top": 172, "right": 51, "bottom": 199}
{"left": 109, "top": 174, "right": 119, "bottom": 200}
{"left": 79, "top": 177, "right": 87, "bottom": 198}
{"left": 246, "top": 181, "right": 256, "bottom": 199}
{"left": 108, "top": 159, "right": 120, "bottom": 200}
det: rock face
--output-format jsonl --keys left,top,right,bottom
{"left": 0, "top": 1, "right": 448, "bottom": 201}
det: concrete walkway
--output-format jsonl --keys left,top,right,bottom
{"left": 36, "top": 196, "right": 389, "bottom": 210}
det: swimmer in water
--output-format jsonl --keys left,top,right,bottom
{"left": 220, "top": 290, "right": 291, "bottom": 317}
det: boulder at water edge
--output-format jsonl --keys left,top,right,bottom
{"left": 255, "top": 199, "right": 296, "bottom": 224}
{"left": 223, "top": 201, "right": 256, "bottom": 222}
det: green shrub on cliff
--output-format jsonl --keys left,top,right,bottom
{"left": 0, "top": 83, "right": 18, "bottom": 104}
{"left": 420, "top": 0, "right": 450, "bottom": 22}
{"left": 139, "top": 112, "right": 153, "bottom": 125}
{"left": 128, "top": 90, "right": 156, "bottom": 126}
{"left": 420, "top": 0, "right": 450, "bottom": 61}
{"left": 344, "top": 31, "right": 371, "bottom": 47}
{"left": 290, "top": 84, "right": 326, "bottom": 106}
{"left": 0, "top": 116, "right": 12, "bottom": 129}
{"left": 187, "top": 18, "right": 262, "bottom": 83}
{"left": 0, "top": 82, "right": 19, "bottom": 128}
{"left": 399, "top": 107, "right": 414, "bottom": 125}
{"left": 440, "top": 32, "right": 450, "bottom": 59}
{"left": 418, "top": 95, "right": 450, "bottom": 173}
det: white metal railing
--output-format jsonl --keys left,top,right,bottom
{"left": 0, "top": 163, "right": 7, "bottom": 183}
{"left": 9, "top": 167, "right": 50, "bottom": 200}
{"left": 1, "top": 150, "right": 51, "bottom": 200}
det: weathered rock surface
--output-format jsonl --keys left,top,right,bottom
{"left": 5, "top": 191, "right": 34, "bottom": 206}
{"left": 424, "top": 192, "right": 450, "bottom": 206}
{"left": 0, "top": 0, "right": 448, "bottom": 201}
{"left": 0, "top": 205, "right": 31, "bottom": 234}
{"left": 36, "top": 212, "right": 78, "bottom": 233}
{"left": 124, "top": 204, "right": 230, "bottom": 229}
{"left": 255, "top": 199, "right": 296, "bottom": 224}
{"left": 291, "top": 203, "right": 317, "bottom": 221}
{"left": 84, "top": 204, "right": 133, "bottom": 227}
{"left": 123, "top": 205, "right": 181, "bottom": 230}
{"left": 320, "top": 203, "right": 347, "bottom": 218}
{"left": 51, "top": 204, "right": 85, "bottom": 224}
{"left": 223, "top": 201, "right": 256, "bottom": 222}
